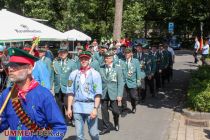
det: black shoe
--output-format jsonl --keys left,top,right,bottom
{"left": 132, "top": 107, "right": 136, "bottom": 113}
{"left": 115, "top": 124, "right": 119, "bottom": 131}
{"left": 141, "top": 99, "right": 145, "bottom": 103}
{"left": 121, "top": 111, "right": 127, "bottom": 118}
{"left": 99, "top": 129, "right": 110, "bottom": 135}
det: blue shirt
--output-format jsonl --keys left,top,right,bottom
{"left": 0, "top": 85, "right": 67, "bottom": 140}
{"left": 67, "top": 68, "right": 102, "bottom": 114}
{"left": 32, "top": 60, "right": 51, "bottom": 90}
{"left": 45, "top": 50, "right": 54, "bottom": 61}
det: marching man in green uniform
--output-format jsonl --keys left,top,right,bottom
{"left": 66, "top": 51, "right": 102, "bottom": 140}
{"left": 52, "top": 46, "right": 77, "bottom": 120}
{"left": 151, "top": 44, "right": 162, "bottom": 91}
{"left": 99, "top": 50, "right": 124, "bottom": 135}
{"left": 141, "top": 45, "right": 156, "bottom": 101}
{"left": 111, "top": 47, "right": 128, "bottom": 117}
{"left": 93, "top": 45, "right": 108, "bottom": 65}
{"left": 159, "top": 44, "right": 170, "bottom": 88}
{"left": 123, "top": 48, "right": 145, "bottom": 113}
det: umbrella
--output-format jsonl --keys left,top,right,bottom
{"left": 64, "top": 29, "right": 91, "bottom": 41}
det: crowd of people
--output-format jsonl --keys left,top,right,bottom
{"left": 0, "top": 38, "right": 175, "bottom": 140}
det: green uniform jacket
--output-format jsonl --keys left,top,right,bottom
{"left": 159, "top": 50, "right": 170, "bottom": 70}
{"left": 99, "top": 64, "right": 124, "bottom": 100}
{"left": 113, "top": 57, "right": 126, "bottom": 84}
{"left": 142, "top": 53, "right": 156, "bottom": 77}
{"left": 151, "top": 51, "right": 161, "bottom": 72}
{"left": 93, "top": 52, "right": 104, "bottom": 66}
{"left": 124, "top": 58, "right": 145, "bottom": 88}
{"left": 53, "top": 58, "right": 77, "bottom": 94}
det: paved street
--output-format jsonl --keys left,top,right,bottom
{"left": 1, "top": 49, "right": 198, "bottom": 140}
{"left": 64, "top": 49, "right": 198, "bottom": 140}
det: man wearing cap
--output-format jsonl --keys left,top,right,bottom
{"left": 141, "top": 45, "right": 156, "bottom": 101}
{"left": 99, "top": 50, "right": 124, "bottom": 135}
{"left": 159, "top": 44, "right": 170, "bottom": 88}
{"left": 124, "top": 47, "right": 145, "bottom": 113}
{"left": 37, "top": 46, "right": 53, "bottom": 89}
{"left": 93, "top": 45, "right": 108, "bottom": 65}
{"left": 111, "top": 47, "right": 128, "bottom": 117}
{"left": 133, "top": 43, "right": 144, "bottom": 61}
{"left": 44, "top": 44, "right": 54, "bottom": 61}
{"left": 52, "top": 46, "right": 77, "bottom": 120}
{"left": 151, "top": 44, "right": 162, "bottom": 91}
{"left": 74, "top": 46, "right": 84, "bottom": 68}
{"left": 117, "top": 44, "right": 126, "bottom": 60}
{"left": 0, "top": 48, "right": 67, "bottom": 140}
{"left": 133, "top": 43, "right": 146, "bottom": 102}
{"left": 66, "top": 51, "right": 102, "bottom": 140}
{"left": 22, "top": 46, "right": 51, "bottom": 90}
{"left": 110, "top": 46, "right": 120, "bottom": 64}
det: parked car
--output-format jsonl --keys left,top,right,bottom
{"left": 169, "top": 36, "right": 182, "bottom": 49}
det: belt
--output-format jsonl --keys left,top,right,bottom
{"left": 76, "top": 100, "right": 94, "bottom": 103}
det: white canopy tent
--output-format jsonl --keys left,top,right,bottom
{"left": 64, "top": 29, "right": 91, "bottom": 51}
{"left": 0, "top": 9, "right": 66, "bottom": 42}
{"left": 64, "top": 29, "right": 91, "bottom": 41}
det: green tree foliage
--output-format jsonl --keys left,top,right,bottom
{"left": 0, "top": 0, "right": 210, "bottom": 40}
{"left": 122, "top": 2, "right": 147, "bottom": 38}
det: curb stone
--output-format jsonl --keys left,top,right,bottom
{"left": 182, "top": 109, "right": 210, "bottom": 120}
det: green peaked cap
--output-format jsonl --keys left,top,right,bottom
{"left": 8, "top": 47, "right": 39, "bottom": 61}
{"left": 125, "top": 47, "right": 132, "bottom": 53}
{"left": 104, "top": 50, "right": 114, "bottom": 57}
{"left": 79, "top": 51, "right": 92, "bottom": 58}
{"left": 142, "top": 44, "right": 149, "bottom": 49}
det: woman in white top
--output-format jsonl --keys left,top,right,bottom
{"left": 201, "top": 39, "right": 209, "bottom": 65}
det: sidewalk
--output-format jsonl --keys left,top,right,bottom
{"left": 168, "top": 111, "right": 210, "bottom": 140}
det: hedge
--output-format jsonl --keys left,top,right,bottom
{"left": 187, "top": 66, "right": 210, "bottom": 112}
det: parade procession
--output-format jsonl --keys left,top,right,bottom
{"left": 0, "top": 39, "right": 175, "bottom": 140}
{"left": 0, "top": 10, "right": 175, "bottom": 140}
{"left": 0, "top": 1, "right": 210, "bottom": 140}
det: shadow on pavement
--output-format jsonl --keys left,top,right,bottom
{"left": 203, "top": 129, "right": 210, "bottom": 139}
{"left": 138, "top": 68, "right": 193, "bottom": 112}
{"left": 64, "top": 135, "right": 77, "bottom": 140}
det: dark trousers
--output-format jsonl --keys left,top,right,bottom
{"left": 142, "top": 76, "right": 155, "bottom": 100}
{"left": 124, "top": 84, "right": 138, "bottom": 108}
{"left": 0, "top": 71, "right": 7, "bottom": 92}
{"left": 101, "top": 99, "right": 120, "bottom": 130}
{"left": 194, "top": 51, "right": 198, "bottom": 63}
{"left": 55, "top": 90, "right": 66, "bottom": 116}
{"left": 55, "top": 90, "right": 74, "bottom": 123}
{"left": 145, "top": 76, "right": 155, "bottom": 95}
{"left": 161, "top": 69, "right": 167, "bottom": 88}
{"left": 121, "top": 86, "right": 128, "bottom": 111}
{"left": 167, "top": 65, "right": 173, "bottom": 81}
{"left": 154, "top": 71, "right": 161, "bottom": 89}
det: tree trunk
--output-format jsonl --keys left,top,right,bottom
{"left": 113, "top": 0, "right": 123, "bottom": 41}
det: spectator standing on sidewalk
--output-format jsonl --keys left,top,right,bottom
{"left": 201, "top": 39, "right": 209, "bottom": 65}
{"left": 193, "top": 36, "right": 200, "bottom": 64}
